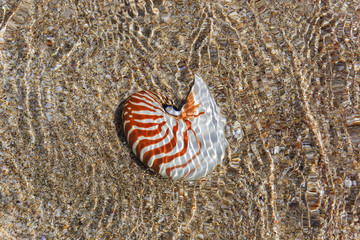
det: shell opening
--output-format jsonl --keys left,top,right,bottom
{"left": 164, "top": 105, "right": 181, "bottom": 116}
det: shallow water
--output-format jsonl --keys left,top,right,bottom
{"left": 0, "top": 0, "right": 359, "bottom": 239}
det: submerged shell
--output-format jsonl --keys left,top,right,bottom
{"left": 121, "top": 75, "right": 227, "bottom": 180}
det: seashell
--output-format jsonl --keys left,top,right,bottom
{"left": 121, "top": 75, "right": 227, "bottom": 180}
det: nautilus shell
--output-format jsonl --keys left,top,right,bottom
{"left": 121, "top": 75, "right": 227, "bottom": 180}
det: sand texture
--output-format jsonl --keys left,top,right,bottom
{"left": 0, "top": 0, "right": 359, "bottom": 239}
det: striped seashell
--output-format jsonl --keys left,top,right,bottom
{"left": 121, "top": 75, "right": 227, "bottom": 180}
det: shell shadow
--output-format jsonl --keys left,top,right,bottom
{"left": 113, "top": 99, "right": 127, "bottom": 142}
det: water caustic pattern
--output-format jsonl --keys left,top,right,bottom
{"left": 1, "top": 0, "right": 360, "bottom": 239}
{"left": 121, "top": 75, "right": 227, "bottom": 180}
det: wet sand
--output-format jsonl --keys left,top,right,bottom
{"left": 0, "top": 0, "right": 359, "bottom": 239}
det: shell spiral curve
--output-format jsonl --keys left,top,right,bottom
{"left": 121, "top": 75, "right": 227, "bottom": 180}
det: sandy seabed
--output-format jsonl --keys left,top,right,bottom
{"left": 0, "top": 0, "right": 359, "bottom": 239}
